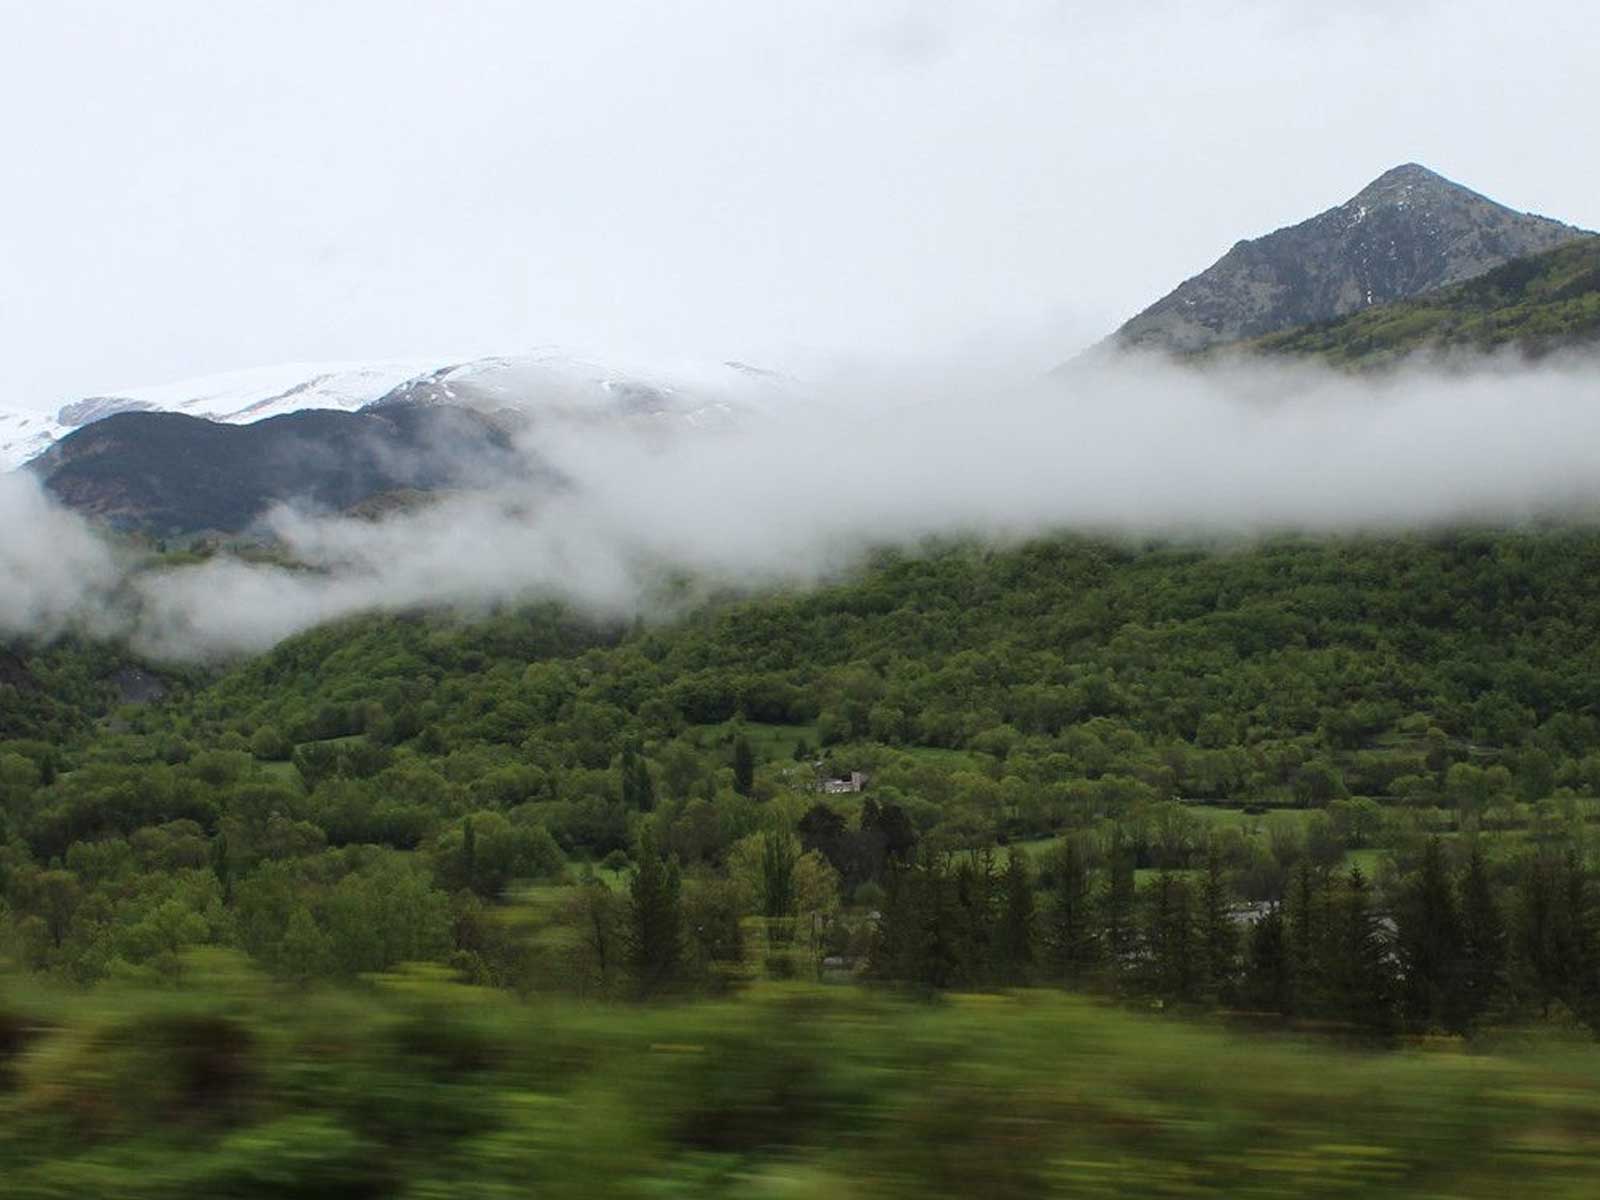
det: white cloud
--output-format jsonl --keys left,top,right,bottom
{"left": 21, "top": 353, "right": 1589, "bottom": 659}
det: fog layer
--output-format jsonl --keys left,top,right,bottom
{"left": 6, "top": 356, "right": 1600, "bottom": 659}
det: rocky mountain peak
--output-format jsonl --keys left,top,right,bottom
{"left": 1104, "top": 163, "right": 1590, "bottom": 355}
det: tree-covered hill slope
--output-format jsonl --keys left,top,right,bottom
{"left": 144, "top": 528, "right": 1600, "bottom": 824}
{"left": 12, "top": 528, "right": 1600, "bottom": 1031}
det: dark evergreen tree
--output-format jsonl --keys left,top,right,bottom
{"left": 911, "top": 854, "right": 962, "bottom": 991}
{"left": 628, "top": 826, "right": 684, "bottom": 998}
{"left": 1243, "top": 904, "right": 1292, "bottom": 1015}
{"left": 1514, "top": 853, "right": 1564, "bottom": 1018}
{"left": 732, "top": 734, "right": 756, "bottom": 797}
{"left": 1397, "top": 838, "right": 1463, "bottom": 1032}
{"left": 1287, "top": 861, "right": 1325, "bottom": 1016}
{"left": 1102, "top": 838, "right": 1138, "bottom": 979}
{"left": 1046, "top": 838, "right": 1099, "bottom": 984}
{"left": 953, "top": 851, "right": 998, "bottom": 986}
{"left": 1326, "top": 866, "right": 1395, "bottom": 1036}
{"left": 1198, "top": 842, "right": 1240, "bottom": 1005}
{"left": 870, "top": 861, "right": 914, "bottom": 981}
{"left": 862, "top": 798, "right": 918, "bottom": 866}
{"left": 994, "top": 847, "right": 1036, "bottom": 986}
{"left": 1457, "top": 844, "right": 1506, "bottom": 1028}
{"left": 461, "top": 816, "right": 478, "bottom": 891}
{"left": 1558, "top": 849, "right": 1595, "bottom": 1022}
{"left": 1142, "top": 870, "right": 1196, "bottom": 1004}
{"left": 798, "top": 803, "right": 847, "bottom": 866}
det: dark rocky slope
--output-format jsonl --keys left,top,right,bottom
{"left": 30, "top": 404, "right": 531, "bottom": 537}
{"left": 1108, "top": 163, "right": 1589, "bottom": 355}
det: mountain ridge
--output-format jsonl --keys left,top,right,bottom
{"left": 1233, "top": 233, "right": 1600, "bottom": 367}
{"left": 0, "top": 353, "right": 796, "bottom": 471}
{"left": 29, "top": 405, "right": 534, "bottom": 537}
{"left": 1102, "top": 163, "right": 1592, "bottom": 356}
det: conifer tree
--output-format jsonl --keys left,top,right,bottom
{"left": 1558, "top": 849, "right": 1596, "bottom": 1022}
{"left": 870, "top": 861, "right": 914, "bottom": 981}
{"left": 1327, "top": 866, "right": 1394, "bottom": 1036}
{"left": 995, "top": 847, "right": 1036, "bottom": 986}
{"left": 1143, "top": 870, "right": 1196, "bottom": 1003}
{"left": 732, "top": 734, "right": 756, "bottom": 797}
{"left": 871, "top": 853, "right": 960, "bottom": 990}
{"left": 1101, "top": 836, "right": 1138, "bottom": 979}
{"left": 1514, "top": 853, "right": 1564, "bottom": 1018}
{"left": 915, "top": 854, "right": 962, "bottom": 991}
{"left": 1243, "top": 904, "right": 1292, "bottom": 1015}
{"left": 1047, "top": 838, "right": 1099, "bottom": 984}
{"left": 461, "top": 816, "right": 478, "bottom": 891}
{"left": 1458, "top": 844, "right": 1506, "bottom": 1028}
{"left": 1287, "top": 860, "right": 1323, "bottom": 1016}
{"left": 628, "top": 826, "right": 684, "bottom": 998}
{"left": 953, "top": 851, "right": 999, "bottom": 986}
{"left": 1198, "top": 842, "right": 1240, "bottom": 1005}
{"left": 1397, "top": 837, "right": 1463, "bottom": 1032}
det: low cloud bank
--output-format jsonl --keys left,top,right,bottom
{"left": 0, "top": 473, "right": 121, "bottom": 640}
{"left": 7, "top": 354, "right": 1600, "bottom": 659}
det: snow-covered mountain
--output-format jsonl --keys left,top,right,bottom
{"left": 2, "top": 353, "right": 797, "bottom": 471}
{"left": 369, "top": 352, "right": 796, "bottom": 429}
{"left": 1, "top": 361, "right": 439, "bottom": 471}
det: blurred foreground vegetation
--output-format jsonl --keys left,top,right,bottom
{"left": 5, "top": 968, "right": 1600, "bottom": 1198}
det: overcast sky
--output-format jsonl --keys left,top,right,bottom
{"left": 3, "top": 0, "right": 1597, "bottom": 410}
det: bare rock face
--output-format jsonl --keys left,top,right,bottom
{"left": 1109, "top": 164, "right": 1590, "bottom": 355}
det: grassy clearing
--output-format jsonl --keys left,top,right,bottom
{"left": 688, "top": 721, "right": 819, "bottom": 762}
{"left": 257, "top": 759, "right": 302, "bottom": 786}
{"left": 892, "top": 745, "right": 988, "bottom": 771}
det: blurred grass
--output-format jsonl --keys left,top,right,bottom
{"left": 5, "top": 957, "right": 1600, "bottom": 1197}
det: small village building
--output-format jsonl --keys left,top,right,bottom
{"left": 820, "top": 770, "right": 870, "bottom": 795}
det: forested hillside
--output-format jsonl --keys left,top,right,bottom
{"left": 4, "top": 528, "right": 1600, "bottom": 1019}
{"left": 13, "top": 515, "right": 1600, "bottom": 1194}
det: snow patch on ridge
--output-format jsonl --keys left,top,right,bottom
{"left": 2, "top": 353, "right": 800, "bottom": 471}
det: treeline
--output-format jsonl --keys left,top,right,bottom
{"left": 11, "top": 528, "right": 1600, "bottom": 1007}
{"left": 867, "top": 834, "right": 1600, "bottom": 1038}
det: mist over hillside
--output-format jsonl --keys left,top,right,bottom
{"left": 7, "top": 352, "right": 1600, "bottom": 659}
